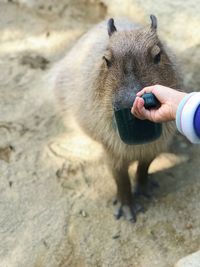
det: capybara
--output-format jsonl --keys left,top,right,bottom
{"left": 52, "top": 15, "right": 181, "bottom": 222}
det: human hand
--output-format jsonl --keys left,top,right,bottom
{"left": 131, "top": 85, "right": 187, "bottom": 122}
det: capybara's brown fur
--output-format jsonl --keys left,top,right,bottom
{"left": 52, "top": 16, "right": 181, "bottom": 221}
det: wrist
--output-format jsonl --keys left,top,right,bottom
{"left": 172, "top": 92, "right": 187, "bottom": 119}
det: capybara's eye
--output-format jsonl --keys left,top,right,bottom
{"left": 154, "top": 52, "right": 161, "bottom": 64}
{"left": 102, "top": 56, "right": 112, "bottom": 68}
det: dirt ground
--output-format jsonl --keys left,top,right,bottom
{"left": 0, "top": 1, "right": 200, "bottom": 267}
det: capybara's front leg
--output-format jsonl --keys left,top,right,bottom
{"left": 135, "top": 159, "right": 159, "bottom": 198}
{"left": 111, "top": 162, "right": 136, "bottom": 222}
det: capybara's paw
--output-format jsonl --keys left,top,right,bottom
{"left": 114, "top": 202, "right": 136, "bottom": 222}
{"left": 113, "top": 200, "right": 144, "bottom": 223}
{"left": 134, "top": 178, "right": 159, "bottom": 198}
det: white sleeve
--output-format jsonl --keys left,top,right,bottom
{"left": 176, "top": 92, "right": 200, "bottom": 144}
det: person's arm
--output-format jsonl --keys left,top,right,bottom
{"left": 176, "top": 93, "right": 200, "bottom": 143}
{"left": 131, "top": 85, "right": 200, "bottom": 144}
{"left": 194, "top": 105, "right": 200, "bottom": 138}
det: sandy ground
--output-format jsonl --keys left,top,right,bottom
{"left": 0, "top": 1, "right": 200, "bottom": 267}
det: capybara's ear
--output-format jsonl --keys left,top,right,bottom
{"left": 150, "top": 14, "right": 157, "bottom": 31}
{"left": 107, "top": 18, "right": 117, "bottom": 37}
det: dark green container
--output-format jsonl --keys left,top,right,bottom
{"left": 113, "top": 93, "right": 162, "bottom": 145}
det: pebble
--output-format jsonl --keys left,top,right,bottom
{"left": 79, "top": 210, "right": 88, "bottom": 217}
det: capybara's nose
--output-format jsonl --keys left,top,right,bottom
{"left": 113, "top": 87, "right": 136, "bottom": 111}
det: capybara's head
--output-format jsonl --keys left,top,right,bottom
{"left": 100, "top": 15, "right": 179, "bottom": 110}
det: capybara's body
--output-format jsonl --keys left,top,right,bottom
{"left": 52, "top": 17, "right": 181, "bottom": 221}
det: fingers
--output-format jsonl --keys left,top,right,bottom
{"left": 136, "top": 85, "right": 157, "bottom": 97}
{"left": 136, "top": 84, "right": 167, "bottom": 97}
{"left": 131, "top": 97, "right": 147, "bottom": 120}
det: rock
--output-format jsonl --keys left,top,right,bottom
{"left": 175, "top": 251, "right": 200, "bottom": 267}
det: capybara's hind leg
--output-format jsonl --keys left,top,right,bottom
{"left": 135, "top": 159, "right": 159, "bottom": 198}
{"left": 111, "top": 162, "right": 137, "bottom": 222}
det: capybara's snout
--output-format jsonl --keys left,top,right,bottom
{"left": 113, "top": 87, "right": 137, "bottom": 111}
